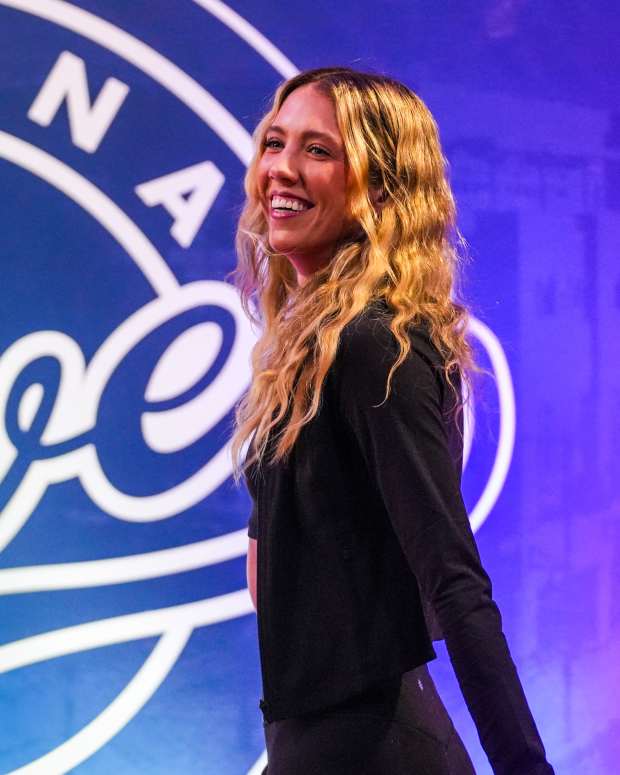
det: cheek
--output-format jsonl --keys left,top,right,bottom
{"left": 257, "top": 180, "right": 272, "bottom": 221}
{"left": 325, "top": 171, "right": 348, "bottom": 219}
{"left": 256, "top": 160, "right": 269, "bottom": 197}
{"left": 327, "top": 188, "right": 350, "bottom": 229}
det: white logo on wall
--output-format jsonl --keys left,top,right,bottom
{"left": 0, "top": 2, "right": 514, "bottom": 773}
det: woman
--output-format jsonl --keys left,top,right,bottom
{"left": 232, "top": 68, "right": 554, "bottom": 775}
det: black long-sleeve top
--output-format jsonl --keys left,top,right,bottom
{"left": 246, "top": 300, "right": 554, "bottom": 774}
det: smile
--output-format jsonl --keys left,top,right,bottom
{"left": 270, "top": 194, "right": 314, "bottom": 218}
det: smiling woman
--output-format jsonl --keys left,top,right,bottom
{"left": 257, "top": 83, "right": 350, "bottom": 282}
{"left": 231, "top": 67, "right": 555, "bottom": 775}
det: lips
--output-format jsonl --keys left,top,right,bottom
{"left": 269, "top": 192, "right": 315, "bottom": 217}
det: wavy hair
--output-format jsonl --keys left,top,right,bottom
{"left": 231, "top": 67, "right": 474, "bottom": 478}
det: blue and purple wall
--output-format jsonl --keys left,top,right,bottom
{"left": 0, "top": 1, "right": 617, "bottom": 772}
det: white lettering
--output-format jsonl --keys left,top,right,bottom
{"left": 0, "top": 281, "right": 256, "bottom": 552}
{"left": 28, "top": 50, "right": 129, "bottom": 153}
{"left": 135, "top": 161, "right": 225, "bottom": 247}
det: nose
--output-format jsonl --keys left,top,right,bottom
{"left": 268, "top": 147, "right": 299, "bottom": 185}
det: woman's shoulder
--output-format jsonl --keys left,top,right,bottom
{"left": 338, "top": 299, "right": 444, "bottom": 374}
{"left": 332, "top": 301, "right": 460, "bottom": 432}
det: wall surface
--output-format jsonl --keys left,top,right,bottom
{"left": 0, "top": 1, "right": 618, "bottom": 773}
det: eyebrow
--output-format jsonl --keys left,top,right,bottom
{"left": 266, "top": 124, "right": 342, "bottom": 147}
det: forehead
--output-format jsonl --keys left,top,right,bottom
{"left": 274, "top": 83, "right": 340, "bottom": 137}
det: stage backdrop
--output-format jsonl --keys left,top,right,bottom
{"left": 0, "top": 1, "right": 618, "bottom": 773}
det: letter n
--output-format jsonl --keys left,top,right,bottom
{"left": 28, "top": 51, "right": 129, "bottom": 153}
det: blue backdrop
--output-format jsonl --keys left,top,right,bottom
{"left": 0, "top": 1, "right": 617, "bottom": 773}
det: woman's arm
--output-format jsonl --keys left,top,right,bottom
{"left": 336, "top": 316, "right": 554, "bottom": 775}
{"left": 247, "top": 537, "right": 257, "bottom": 611}
{"left": 245, "top": 458, "right": 259, "bottom": 612}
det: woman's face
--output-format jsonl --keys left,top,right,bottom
{"left": 257, "top": 83, "right": 350, "bottom": 284}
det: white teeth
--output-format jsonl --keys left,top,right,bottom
{"left": 271, "top": 195, "right": 309, "bottom": 211}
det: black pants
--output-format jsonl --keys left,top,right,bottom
{"left": 262, "top": 665, "right": 476, "bottom": 774}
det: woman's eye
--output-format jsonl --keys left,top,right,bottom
{"left": 264, "top": 137, "right": 283, "bottom": 150}
{"left": 308, "top": 145, "right": 329, "bottom": 156}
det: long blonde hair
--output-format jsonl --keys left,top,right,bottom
{"left": 231, "top": 67, "right": 474, "bottom": 477}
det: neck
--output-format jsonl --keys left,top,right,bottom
{"left": 286, "top": 252, "right": 331, "bottom": 286}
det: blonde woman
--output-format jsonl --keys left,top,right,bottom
{"left": 233, "top": 68, "right": 554, "bottom": 775}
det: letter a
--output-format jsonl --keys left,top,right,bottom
{"left": 28, "top": 51, "right": 129, "bottom": 153}
{"left": 135, "top": 162, "right": 225, "bottom": 248}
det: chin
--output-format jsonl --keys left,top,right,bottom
{"left": 269, "top": 241, "right": 295, "bottom": 257}
{"left": 268, "top": 234, "right": 303, "bottom": 257}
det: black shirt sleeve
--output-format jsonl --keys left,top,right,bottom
{"left": 244, "top": 441, "right": 259, "bottom": 540}
{"left": 247, "top": 501, "right": 258, "bottom": 540}
{"left": 336, "top": 314, "right": 554, "bottom": 775}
